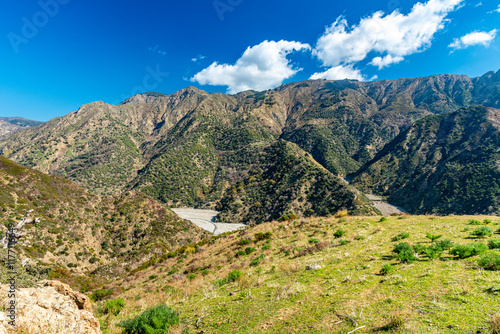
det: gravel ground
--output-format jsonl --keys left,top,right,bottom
{"left": 365, "top": 194, "right": 407, "bottom": 216}
{"left": 171, "top": 208, "right": 245, "bottom": 235}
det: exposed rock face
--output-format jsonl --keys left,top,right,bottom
{"left": 0, "top": 280, "right": 101, "bottom": 334}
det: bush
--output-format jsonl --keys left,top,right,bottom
{"left": 380, "top": 264, "right": 393, "bottom": 275}
{"left": 149, "top": 275, "right": 157, "bottom": 280}
{"left": 435, "top": 240, "right": 454, "bottom": 250}
{"left": 391, "top": 232, "right": 409, "bottom": 242}
{"left": 471, "top": 226, "right": 493, "bottom": 238}
{"left": 477, "top": 253, "right": 500, "bottom": 270}
{"left": 117, "top": 304, "right": 179, "bottom": 333}
{"left": 90, "top": 289, "right": 113, "bottom": 302}
{"left": 187, "top": 273, "right": 197, "bottom": 280}
{"left": 227, "top": 270, "right": 242, "bottom": 282}
{"left": 104, "top": 298, "right": 125, "bottom": 316}
{"left": 469, "top": 219, "right": 482, "bottom": 225}
{"left": 484, "top": 219, "right": 492, "bottom": 224}
{"left": 308, "top": 238, "right": 319, "bottom": 244}
{"left": 277, "top": 214, "right": 297, "bottom": 222}
{"left": 237, "top": 239, "right": 251, "bottom": 246}
{"left": 393, "top": 242, "right": 416, "bottom": 264}
{"left": 262, "top": 244, "right": 271, "bottom": 250}
{"left": 235, "top": 250, "right": 245, "bottom": 257}
{"left": 425, "top": 233, "right": 442, "bottom": 243}
{"left": 339, "top": 239, "right": 349, "bottom": 246}
{"left": 489, "top": 239, "right": 500, "bottom": 249}
{"left": 244, "top": 247, "right": 255, "bottom": 255}
{"left": 254, "top": 232, "right": 272, "bottom": 241}
{"left": 450, "top": 243, "right": 488, "bottom": 259}
{"left": 379, "top": 217, "right": 388, "bottom": 222}
{"left": 333, "top": 229, "right": 346, "bottom": 238}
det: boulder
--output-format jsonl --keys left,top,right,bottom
{"left": 0, "top": 280, "right": 101, "bottom": 334}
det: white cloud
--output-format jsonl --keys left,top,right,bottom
{"left": 310, "top": 65, "right": 365, "bottom": 81}
{"left": 191, "top": 40, "right": 310, "bottom": 93}
{"left": 191, "top": 55, "right": 206, "bottom": 62}
{"left": 448, "top": 29, "right": 497, "bottom": 49}
{"left": 311, "top": 0, "right": 463, "bottom": 76}
{"left": 369, "top": 55, "right": 404, "bottom": 69}
{"left": 495, "top": 4, "right": 500, "bottom": 12}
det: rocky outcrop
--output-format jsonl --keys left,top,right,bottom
{"left": 0, "top": 280, "right": 101, "bottom": 334}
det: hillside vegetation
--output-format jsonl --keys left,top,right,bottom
{"left": 1, "top": 70, "right": 500, "bottom": 217}
{"left": 351, "top": 106, "right": 500, "bottom": 215}
{"left": 0, "top": 155, "right": 209, "bottom": 291}
{"left": 97, "top": 214, "right": 500, "bottom": 333}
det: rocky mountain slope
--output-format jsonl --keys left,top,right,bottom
{"left": 350, "top": 106, "right": 500, "bottom": 215}
{"left": 0, "top": 155, "right": 209, "bottom": 291}
{"left": 0, "top": 70, "right": 499, "bottom": 217}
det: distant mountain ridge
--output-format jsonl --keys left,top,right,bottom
{"left": 0, "top": 117, "right": 43, "bottom": 137}
{"left": 0, "top": 69, "right": 499, "bottom": 218}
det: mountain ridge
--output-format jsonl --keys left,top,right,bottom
{"left": 1, "top": 69, "right": 499, "bottom": 217}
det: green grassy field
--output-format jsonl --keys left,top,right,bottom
{"left": 98, "top": 214, "right": 500, "bottom": 333}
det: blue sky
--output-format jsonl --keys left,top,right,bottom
{"left": 0, "top": 0, "right": 499, "bottom": 121}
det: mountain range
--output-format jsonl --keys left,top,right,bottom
{"left": 1, "top": 69, "right": 499, "bottom": 220}
{"left": 0, "top": 117, "right": 43, "bottom": 137}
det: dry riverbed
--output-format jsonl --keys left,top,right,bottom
{"left": 171, "top": 208, "right": 245, "bottom": 235}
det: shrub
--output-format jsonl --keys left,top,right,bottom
{"left": 262, "top": 244, "right": 271, "bottom": 250}
{"left": 471, "top": 226, "right": 493, "bottom": 238}
{"left": 255, "top": 232, "right": 272, "bottom": 241}
{"left": 167, "top": 268, "right": 179, "bottom": 275}
{"left": 335, "top": 209, "right": 348, "bottom": 218}
{"left": 227, "top": 270, "right": 242, "bottom": 282}
{"left": 277, "top": 214, "right": 297, "bottom": 222}
{"left": 90, "top": 289, "right": 113, "bottom": 302}
{"left": 235, "top": 250, "right": 245, "bottom": 257}
{"left": 237, "top": 239, "right": 251, "bottom": 246}
{"left": 202, "top": 269, "right": 210, "bottom": 276}
{"left": 250, "top": 258, "right": 260, "bottom": 266}
{"left": 379, "top": 217, "right": 388, "bottom": 222}
{"left": 393, "top": 242, "right": 416, "bottom": 264}
{"left": 424, "top": 245, "right": 443, "bottom": 260}
{"left": 391, "top": 232, "right": 409, "bottom": 242}
{"left": 477, "top": 254, "right": 500, "bottom": 271}
{"left": 450, "top": 243, "right": 488, "bottom": 259}
{"left": 187, "top": 273, "right": 197, "bottom": 280}
{"left": 435, "top": 240, "right": 454, "bottom": 250}
{"left": 488, "top": 239, "right": 500, "bottom": 249}
{"left": 149, "top": 275, "right": 157, "bottom": 280}
{"left": 380, "top": 264, "right": 393, "bottom": 275}
{"left": 117, "top": 304, "right": 179, "bottom": 333}
{"left": 308, "top": 238, "right": 319, "bottom": 244}
{"left": 104, "top": 298, "right": 125, "bottom": 316}
{"left": 412, "top": 244, "right": 426, "bottom": 254}
{"left": 425, "top": 233, "right": 442, "bottom": 243}
{"left": 484, "top": 219, "right": 492, "bottom": 224}
{"left": 469, "top": 219, "right": 481, "bottom": 225}
{"left": 339, "top": 239, "right": 349, "bottom": 246}
{"left": 333, "top": 229, "right": 346, "bottom": 238}
{"left": 245, "top": 247, "right": 255, "bottom": 255}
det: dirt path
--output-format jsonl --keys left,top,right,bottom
{"left": 171, "top": 208, "right": 245, "bottom": 235}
